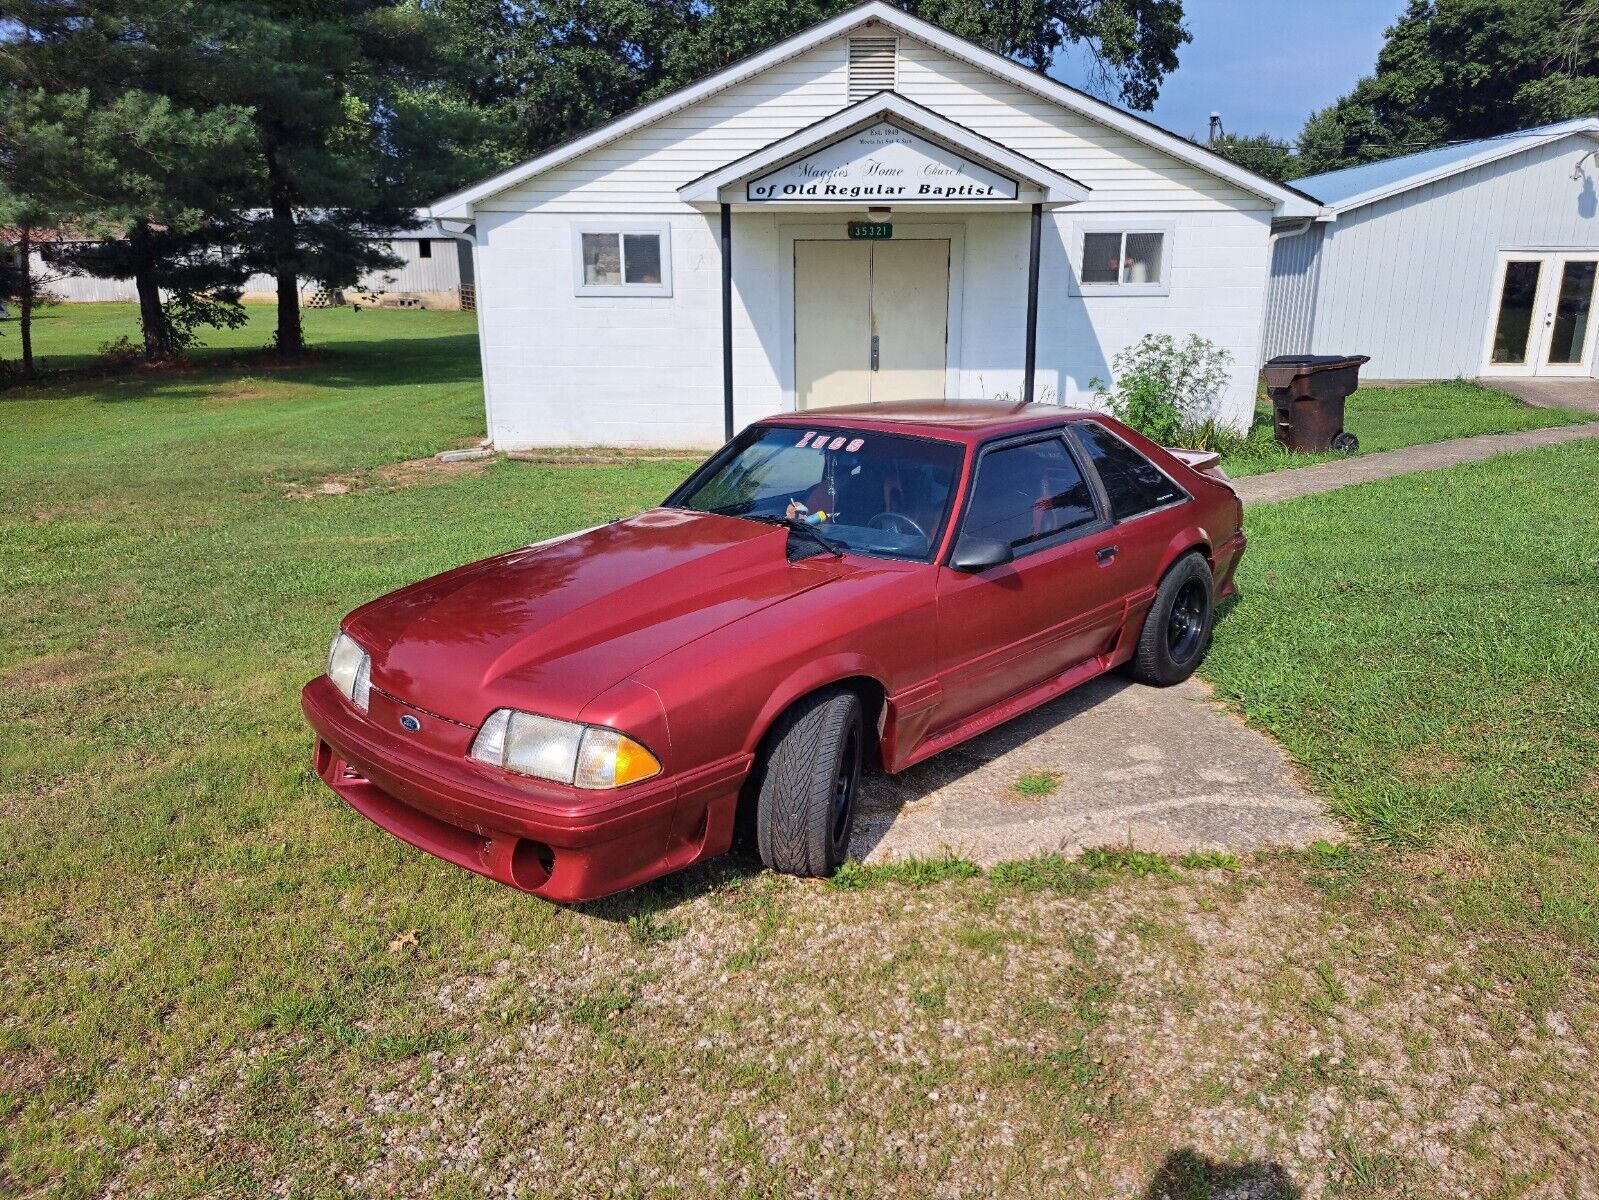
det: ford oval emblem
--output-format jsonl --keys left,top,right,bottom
{"left": 399, "top": 715, "right": 422, "bottom": 732}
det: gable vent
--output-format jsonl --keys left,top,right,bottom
{"left": 848, "top": 36, "right": 898, "bottom": 101}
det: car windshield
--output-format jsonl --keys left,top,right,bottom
{"left": 670, "top": 426, "right": 965, "bottom": 562}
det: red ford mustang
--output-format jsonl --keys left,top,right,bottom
{"left": 303, "top": 401, "right": 1245, "bottom": 902}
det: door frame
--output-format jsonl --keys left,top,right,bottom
{"left": 1480, "top": 249, "right": 1599, "bottom": 378}
{"left": 779, "top": 220, "right": 965, "bottom": 412}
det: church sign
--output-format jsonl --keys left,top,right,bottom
{"left": 746, "top": 122, "right": 1019, "bottom": 203}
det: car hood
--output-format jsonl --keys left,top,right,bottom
{"left": 346, "top": 509, "right": 845, "bottom": 724}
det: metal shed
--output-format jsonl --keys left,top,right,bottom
{"left": 1263, "top": 118, "right": 1599, "bottom": 383}
{"left": 27, "top": 210, "right": 474, "bottom": 310}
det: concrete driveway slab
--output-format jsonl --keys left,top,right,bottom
{"left": 850, "top": 412, "right": 1599, "bottom": 868}
{"left": 1485, "top": 377, "right": 1599, "bottom": 415}
{"left": 851, "top": 674, "right": 1338, "bottom": 866}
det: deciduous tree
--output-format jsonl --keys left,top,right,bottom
{"left": 429, "top": 0, "right": 1192, "bottom": 157}
{"left": 1296, "top": 0, "right": 1599, "bottom": 175}
{"left": 1209, "top": 132, "right": 1298, "bottom": 183}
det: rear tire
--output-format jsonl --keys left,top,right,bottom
{"left": 1127, "top": 552, "right": 1214, "bottom": 687}
{"left": 755, "top": 688, "right": 863, "bottom": 878}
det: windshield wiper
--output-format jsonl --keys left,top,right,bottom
{"left": 744, "top": 513, "right": 845, "bottom": 557}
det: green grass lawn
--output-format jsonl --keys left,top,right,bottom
{"left": 4, "top": 305, "right": 1598, "bottom": 1197}
{"left": 1219, "top": 379, "right": 1589, "bottom": 476}
{"left": 4, "top": 300, "right": 482, "bottom": 375}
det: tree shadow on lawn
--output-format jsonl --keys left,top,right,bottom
{"left": 1141, "top": 1148, "right": 1304, "bottom": 1199}
{"left": 1, "top": 331, "right": 484, "bottom": 401}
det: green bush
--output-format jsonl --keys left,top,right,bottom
{"left": 1092, "top": 333, "right": 1234, "bottom": 448}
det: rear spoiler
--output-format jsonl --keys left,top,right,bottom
{"left": 1165, "top": 447, "right": 1221, "bottom": 473}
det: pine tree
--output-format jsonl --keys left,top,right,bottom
{"left": 0, "top": 4, "right": 256, "bottom": 362}
{"left": 202, "top": 1, "right": 499, "bottom": 355}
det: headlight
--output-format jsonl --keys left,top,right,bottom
{"left": 326, "top": 631, "right": 372, "bottom": 712}
{"left": 469, "top": 709, "right": 661, "bottom": 789}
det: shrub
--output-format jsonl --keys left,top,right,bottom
{"left": 98, "top": 335, "right": 141, "bottom": 366}
{"left": 162, "top": 291, "right": 248, "bottom": 353}
{"left": 1092, "top": 333, "right": 1233, "bottom": 447}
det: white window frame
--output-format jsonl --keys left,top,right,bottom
{"left": 1068, "top": 220, "right": 1174, "bottom": 298}
{"left": 571, "top": 223, "right": 673, "bottom": 297}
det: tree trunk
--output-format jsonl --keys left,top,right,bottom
{"left": 129, "top": 221, "right": 169, "bottom": 362}
{"left": 265, "top": 147, "right": 304, "bottom": 355}
{"left": 275, "top": 249, "right": 302, "bottom": 355}
{"left": 18, "top": 225, "right": 35, "bottom": 378}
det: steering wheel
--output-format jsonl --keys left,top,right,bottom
{"left": 868, "top": 511, "right": 928, "bottom": 541}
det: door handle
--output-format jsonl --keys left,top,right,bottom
{"left": 870, "top": 333, "right": 880, "bottom": 371}
{"left": 1096, "top": 545, "right": 1119, "bottom": 562}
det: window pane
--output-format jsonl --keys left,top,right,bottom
{"left": 622, "top": 233, "right": 662, "bottom": 285}
{"left": 1081, "top": 232, "right": 1122, "bottom": 284}
{"left": 963, "top": 439, "right": 1098, "bottom": 552}
{"left": 1491, "top": 260, "right": 1542, "bottom": 364}
{"left": 1072, "top": 423, "right": 1184, "bottom": 520}
{"left": 419, "top": 240, "right": 433, "bottom": 259}
{"left": 1123, "top": 232, "right": 1162, "bottom": 284}
{"left": 582, "top": 232, "right": 622, "bottom": 285}
{"left": 1547, "top": 260, "right": 1596, "bottom": 365}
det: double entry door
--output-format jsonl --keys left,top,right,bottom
{"left": 794, "top": 238, "right": 950, "bottom": 409}
{"left": 1484, "top": 251, "right": 1598, "bottom": 377}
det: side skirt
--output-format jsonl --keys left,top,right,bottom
{"left": 890, "top": 595, "right": 1151, "bottom": 773}
{"left": 895, "top": 652, "right": 1112, "bottom": 772}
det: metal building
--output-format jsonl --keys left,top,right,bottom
{"left": 26, "top": 213, "right": 474, "bottom": 310}
{"left": 1264, "top": 118, "right": 1599, "bottom": 382}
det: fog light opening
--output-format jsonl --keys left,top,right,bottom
{"left": 510, "top": 839, "right": 556, "bottom": 890}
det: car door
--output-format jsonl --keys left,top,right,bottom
{"left": 933, "top": 431, "right": 1127, "bottom": 727}
{"left": 1067, "top": 420, "right": 1193, "bottom": 604}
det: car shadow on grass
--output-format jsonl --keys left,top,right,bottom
{"left": 1141, "top": 1148, "right": 1304, "bottom": 1199}
{"left": 583, "top": 589, "right": 1252, "bottom": 919}
{"left": 581, "top": 678, "right": 1145, "bottom": 922}
{"left": 848, "top": 670, "right": 1142, "bottom": 862}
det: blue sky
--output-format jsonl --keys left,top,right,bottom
{"left": 1056, "top": 0, "right": 1407, "bottom": 143}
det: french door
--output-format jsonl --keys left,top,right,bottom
{"left": 1483, "top": 251, "right": 1599, "bottom": 378}
{"left": 793, "top": 238, "right": 950, "bottom": 409}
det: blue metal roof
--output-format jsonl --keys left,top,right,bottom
{"left": 1290, "top": 118, "right": 1599, "bottom": 208}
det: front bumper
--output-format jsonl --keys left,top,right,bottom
{"left": 301, "top": 676, "right": 740, "bottom": 902}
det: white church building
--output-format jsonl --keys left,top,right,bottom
{"left": 432, "top": 1, "right": 1320, "bottom": 449}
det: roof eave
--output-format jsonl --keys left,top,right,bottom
{"left": 1312, "top": 120, "right": 1599, "bottom": 215}
{"left": 432, "top": 0, "right": 1321, "bottom": 220}
{"left": 676, "top": 91, "right": 1090, "bottom": 207}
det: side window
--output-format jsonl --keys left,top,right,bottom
{"left": 1072, "top": 423, "right": 1185, "bottom": 520}
{"left": 571, "top": 226, "right": 672, "bottom": 296}
{"left": 961, "top": 438, "right": 1099, "bottom": 553}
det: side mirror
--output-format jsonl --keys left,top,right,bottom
{"left": 949, "top": 535, "right": 1013, "bottom": 573}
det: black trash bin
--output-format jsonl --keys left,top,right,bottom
{"left": 1261, "top": 354, "right": 1370, "bottom": 454}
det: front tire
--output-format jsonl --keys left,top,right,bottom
{"left": 755, "top": 688, "right": 863, "bottom": 878}
{"left": 1127, "top": 552, "right": 1215, "bottom": 687}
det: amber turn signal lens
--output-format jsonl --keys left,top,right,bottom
{"left": 574, "top": 727, "right": 662, "bottom": 790}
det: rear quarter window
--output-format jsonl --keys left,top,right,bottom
{"left": 1071, "top": 422, "right": 1186, "bottom": 520}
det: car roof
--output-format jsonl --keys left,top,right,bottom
{"left": 758, "top": 399, "right": 1100, "bottom": 444}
